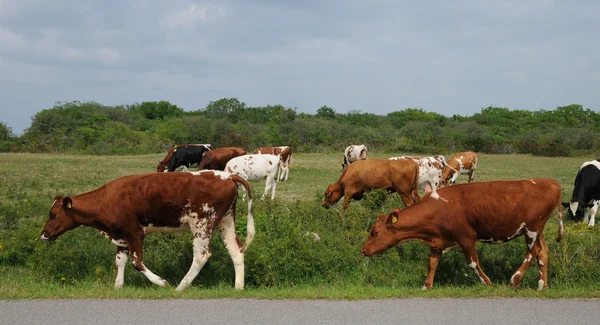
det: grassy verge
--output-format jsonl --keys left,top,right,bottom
{"left": 1, "top": 152, "right": 599, "bottom": 299}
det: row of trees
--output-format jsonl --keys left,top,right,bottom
{"left": 1, "top": 99, "right": 599, "bottom": 156}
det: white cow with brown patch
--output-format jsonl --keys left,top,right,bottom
{"left": 342, "top": 144, "right": 368, "bottom": 170}
{"left": 253, "top": 146, "right": 293, "bottom": 181}
{"left": 441, "top": 151, "right": 478, "bottom": 186}
{"left": 225, "top": 154, "right": 280, "bottom": 200}
{"left": 389, "top": 155, "right": 446, "bottom": 193}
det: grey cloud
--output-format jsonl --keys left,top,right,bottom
{"left": 0, "top": 0, "right": 599, "bottom": 134}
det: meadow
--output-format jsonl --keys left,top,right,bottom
{"left": 1, "top": 152, "right": 600, "bottom": 299}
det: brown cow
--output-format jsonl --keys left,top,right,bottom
{"left": 322, "top": 159, "right": 420, "bottom": 214}
{"left": 253, "top": 146, "right": 292, "bottom": 181}
{"left": 40, "top": 170, "right": 255, "bottom": 291}
{"left": 156, "top": 143, "right": 213, "bottom": 172}
{"left": 441, "top": 151, "right": 477, "bottom": 186}
{"left": 361, "top": 178, "right": 564, "bottom": 291}
{"left": 198, "top": 147, "right": 246, "bottom": 171}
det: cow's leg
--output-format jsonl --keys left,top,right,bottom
{"left": 219, "top": 211, "right": 245, "bottom": 290}
{"left": 271, "top": 175, "right": 277, "bottom": 199}
{"left": 176, "top": 236, "right": 212, "bottom": 291}
{"left": 588, "top": 201, "right": 599, "bottom": 226}
{"left": 510, "top": 227, "right": 542, "bottom": 288}
{"left": 468, "top": 169, "right": 475, "bottom": 182}
{"left": 398, "top": 192, "right": 415, "bottom": 208}
{"left": 423, "top": 248, "right": 442, "bottom": 290}
{"left": 459, "top": 240, "right": 492, "bottom": 286}
{"left": 450, "top": 172, "right": 460, "bottom": 184}
{"left": 341, "top": 195, "right": 352, "bottom": 214}
{"left": 276, "top": 163, "right": 282, "bottom": 181}
{"left": 536, "top": 233, "right": 549, "bottom": 290}
{"left": 283, "top": 160, "right": 290, "bottom": 181}
{"left": 114, "top": 246, "right": 128, "bottom": 289}
{"left": 176, "top": 213, "right": 215, "bottom": 291}
{"left": 261, "top": 175, "right": 274, "bottom": 200}
{"left": 127, "top": 235, "right": 169, "bottom": 288}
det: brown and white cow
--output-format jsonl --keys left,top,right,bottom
{"left": 342, "top": 144, "right": 368, "bottom": 170}
{"left": 441, "top": 151, "right": 477, "bottom": 186}
{"left": 41, "top": 170, "right": 255, "bottom": 291}
{"left": 362, "top": 178, "right": 564, "bottom": 290}
{"left": 389, "top": 155, "right": 446, "bottom": 193}
{"left": 225, "top": 154, "right": 280, "bottom": 200}
{"left": 322, "top": 159, "right": 420, "bottom": 214}
{"left": 198, "top": 147, "right": 247, "bottom": 171}
{"left": 253, "top": 146, "right": 292, "bottom": 181}
{"left": 156, "top": 143, "right": 213, "bottom": 172}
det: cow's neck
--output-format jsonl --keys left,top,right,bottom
{"left": 573, "top": 185, "right": 588, "bottom": 203}
{"left": 71, "top": 189, "right": 112, "bottom": 233}
{"left": 391, "top": 211, "right": 438, "bottom": 246}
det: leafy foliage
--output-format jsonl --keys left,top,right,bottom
{"left": 2, "top": 99, "right": 600, "bottom": 156}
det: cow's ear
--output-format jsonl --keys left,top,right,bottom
{"left": 561, "top": 202, "right": 570, "bottom": 207}
{"left": 585, "top": 203, "right": 595, "bottom": 208}
{"left": 62, "top": 197, "right": 73, "bottom": 209}
{"left": 385, "top": 213, "right": 398, "bottom": 224}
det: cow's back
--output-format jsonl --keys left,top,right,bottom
{"left": 201, "top": 147, "right": 246, "bottom": 170}
{"left": 419, "top": 178, "right": 561, "bottom": 240}
{"left": 342, "top": 159, "right": 416, "bottom": 188}
{"left": 101, "top": 172, "right": 237, "bottom": 227}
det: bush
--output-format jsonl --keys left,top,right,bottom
{"left": 0, "top": 195, "right": 591, "bottom": 290}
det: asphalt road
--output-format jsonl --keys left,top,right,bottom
{"left": 1, "top": 298, "right": 598, "bottom": 325}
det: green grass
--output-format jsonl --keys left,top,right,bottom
{"left": 0, "top": 152, "right": 598, "bottom": 299}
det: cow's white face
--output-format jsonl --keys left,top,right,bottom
{"left": 562, "top": 201, "right": 591, "bottom": 222}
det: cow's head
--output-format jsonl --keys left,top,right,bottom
{"left": 41, "top": 195, "right": 80, "bottom": 241}
{"left": 359, "top": 146, "right": 368, "bottom": 160}
{"left": 561, "top": 201, "right": 593, "bottom": 222}
{"left": 361, "top": 211, "right": 399, "bottom": 256}
{"left": 322, "top": 184, "right": 343, "bottom": 208}
{"left": 157, "top": 161, "right": 167, "bottom": 172}
{"left": 440, "top": 168, "right": 455, "bottom": 187}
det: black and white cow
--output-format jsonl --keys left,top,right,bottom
{"left": 562, "top": 159, "right": 600, "bottom": 226}
{"left": 166, "top": 144, "right": 212, "bottom": 172}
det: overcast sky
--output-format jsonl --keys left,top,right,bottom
{"left": 1, "top": 0, "right": 599, "bottom": 134}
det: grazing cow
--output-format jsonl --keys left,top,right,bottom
{"left": 253, "top": 146, "right": 292, "bottom": 181}
{"left": 198, "top": 147, "right": 247, "bottom": 171}
{"left": 389, "top": 155, "right": 446, "bottom": 193}
{"left": 40, "top": 170, "right": 255, "bottom": 291}
{"left": 441, "top": 151, "right": 477, "bottom": 186}
{"left": 362, "top": 179, "right": 564, "bottom": 291}
{"left": 322, "top": 159, "right": 420, "bottom": 214}
{"left": 342, "top": 144, "right": 368, "bottom": 170}
{"left": 561, "top": 159, "right": 600, "bottom": 226}
{"left": 164, "top": 144, "right": 212, "bottom": 172}
{"left": 156, "top": 144, "right": 213, "bottom": 172}
{"left": 225, "top": 154, "right": 280, "bottom": 200}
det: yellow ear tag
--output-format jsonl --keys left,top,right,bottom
{"left": 67, "top": 202, "right": 72, "bottom": 209}
{"left": 391, "top": 216, "right": 398, "bottom": 223}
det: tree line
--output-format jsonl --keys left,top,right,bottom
{"left": 1, "top": 98, "right": 598, "bottom": 156}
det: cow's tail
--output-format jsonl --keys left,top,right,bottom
{"left": 556, "top": 190, "right": 564, "bottom": 243}
{"left": 410, "top": 162, "right": 421, "bottom": 204}
{"left": 231, "top": 175, "right": 255, "bottom": 252}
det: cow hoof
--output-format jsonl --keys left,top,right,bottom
{"left": 160, "top": 280, "right": 169, "bottom": 288}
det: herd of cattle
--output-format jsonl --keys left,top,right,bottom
{"left": 39, "top": 143, "right": 600, "bottom": 292}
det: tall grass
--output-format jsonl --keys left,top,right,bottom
{"left": 1, "top": 152, "right": 599, "bottom": 299}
